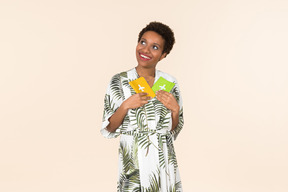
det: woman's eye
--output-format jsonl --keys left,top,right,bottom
{"left": 140, "top": 40, "right": 146, "bottom": 45}
{"left": 153, "top": 45, "right": 158, "bottom": 50}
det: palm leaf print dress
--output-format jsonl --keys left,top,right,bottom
{"left": 101, "top": 68, "right": 184, "bottom": 192}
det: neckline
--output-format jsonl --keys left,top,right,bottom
{"left": 133, "top": 67, "right": 159, "bottom": 87}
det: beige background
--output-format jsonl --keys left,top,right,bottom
{"left": 1, "top": 0, "right": 288, "bottom": 191}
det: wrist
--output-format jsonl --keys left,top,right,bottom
{"left": 121, "top": 100, "right": 130, "bottom": 111}
{"left": 171, "top": 107, "right": 180, "bottom": 115}
{"left": 171, "top": 103, "right": 180, "bottom": 113}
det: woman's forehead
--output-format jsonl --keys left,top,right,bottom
{"left": 141, "top": 31, "right": 165, "bottom": 45}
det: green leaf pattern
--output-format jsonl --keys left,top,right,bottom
{"left": 102, "top": 68, "right": 184, "bottom": 191}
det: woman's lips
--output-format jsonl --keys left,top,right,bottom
{"left": 139, "top": 53, "right": 151, "bottom": 61}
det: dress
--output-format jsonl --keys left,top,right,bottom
{"left": 101, "top": 68, "right": 184, "bottom": 192}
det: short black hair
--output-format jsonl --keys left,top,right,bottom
{"left": 138, "top": 21, "right": 175, "bottom": 56}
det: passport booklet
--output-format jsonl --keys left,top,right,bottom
{"left": 129, "top": 76, "right": 175, "bottom": 98}
{"left": 152, "top": 76, "right": 175, "bottom": 93}
{"left": 129, "top": 77, "right": 156, "bottom": 98}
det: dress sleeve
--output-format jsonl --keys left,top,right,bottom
{"left": 170, "top": 79, "right": 184, "bottom": 140}
{"left": 101, "top": 74, "right": 123, "bottom": 139}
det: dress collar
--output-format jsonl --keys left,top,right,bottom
{"left": 132, "top": 67, "right": 159, "bottom": 86}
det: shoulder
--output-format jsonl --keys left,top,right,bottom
{"left": 110, "top": 68, "right": 135, "bottom": 80}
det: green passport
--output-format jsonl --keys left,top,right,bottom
{"left": 152, "top": 77, "right": 175, "bottom": 93}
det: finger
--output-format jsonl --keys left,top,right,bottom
{"left": 141, "top": 96, "right": 151, "bottom": 101}
{"left": 156, "top": 92, "right": 163, "bottom": 100}
{"left": 157, "top": 92, "right": 169, "bottom": 100}
{"left": 140, "top": 100, "right": 149, "bottom": 105}
{"left": 156, "top": 90, "right": 169, "bottom": 97}
{"left": 156, "top": 90, "right": 163, "bottom": 96}
{"left": 139, "top": 92, "right": 148, "bottom": 96}
{"left": 156, "top": 95, "right": 166, "bottom": 103}
{"left": 146, "top": 96, "right": 152, "bottom": 100}
{"left": 159, "top": 91, "right": 176, "bottom": 102}
{"left": 157, "top": 90, "right": 169, "bottom": 94}
{"left": 163, "top": 91, "right": 172, "bottom": 98}
{"left": 157, "top": 98, "right": 169, "bottom": 108}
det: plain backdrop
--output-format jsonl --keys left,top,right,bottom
{"left": 1, "top": 0, "right": 288, "bottom": 191}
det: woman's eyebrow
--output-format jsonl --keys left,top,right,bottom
{"left": 141, "top": 38, "right": 161, "bottom": 48}
{"left": 153, "top": 43, "right": 161, "bottom": 48}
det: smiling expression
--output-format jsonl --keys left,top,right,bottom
{"left": 136, "top": 31, "right": 167, "bottom": 69}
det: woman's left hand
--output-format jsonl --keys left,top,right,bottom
{"left": 156, "top": 90, "right": 180, "bottom": 113}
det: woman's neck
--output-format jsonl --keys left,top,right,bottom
{"left": 135, "top": 66, "right": 156, "bottom": 78}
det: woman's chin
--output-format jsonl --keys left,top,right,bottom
{"left": 136, "top": 61, "right": 156, "bottom": 69}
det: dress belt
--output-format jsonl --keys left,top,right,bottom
{"left": 121, "top": 129, "right": 171, "bottom": 137}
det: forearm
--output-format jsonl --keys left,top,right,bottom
{"left": 106, "top": 103, "right": 129, "bottom": 133}
{"left": 106, "top": 93, "right": 150, "bottom": 133}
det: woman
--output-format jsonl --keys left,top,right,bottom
{"left": 101, "top": 21, "right": 184, "bottom": 192}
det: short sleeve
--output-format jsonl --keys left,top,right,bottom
{"left": 101, "top": 74, "right": 123, "bottom": 139}
{"left": 169, "top": 79, "right": 184, "bottom": 140}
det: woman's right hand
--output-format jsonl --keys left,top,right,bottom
{"left": 106, "top": 93, "right": 151, "bottom": 132}
{"left": 122, "top": 92, "right": 151, "bottom": 110}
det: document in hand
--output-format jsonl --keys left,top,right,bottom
{"left": 152, "top": 77, "right": 175, "bottom": 93}
{"left": 129, "top": 77, "right": 156, "bottom": 98}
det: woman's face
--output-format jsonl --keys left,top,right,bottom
{"left": 136, "top": 31, "right": 167, "bottom": 69}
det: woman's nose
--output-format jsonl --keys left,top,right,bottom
{"left": 142, "top": 45, "right": 150, "bottom": 54}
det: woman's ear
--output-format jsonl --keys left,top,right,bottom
{"left": 159, "top": 53, "right": 167, "bottom": 61}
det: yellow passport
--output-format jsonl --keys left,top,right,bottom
{"left": 129, "top": 77, "right": 156, "bottom": 98}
